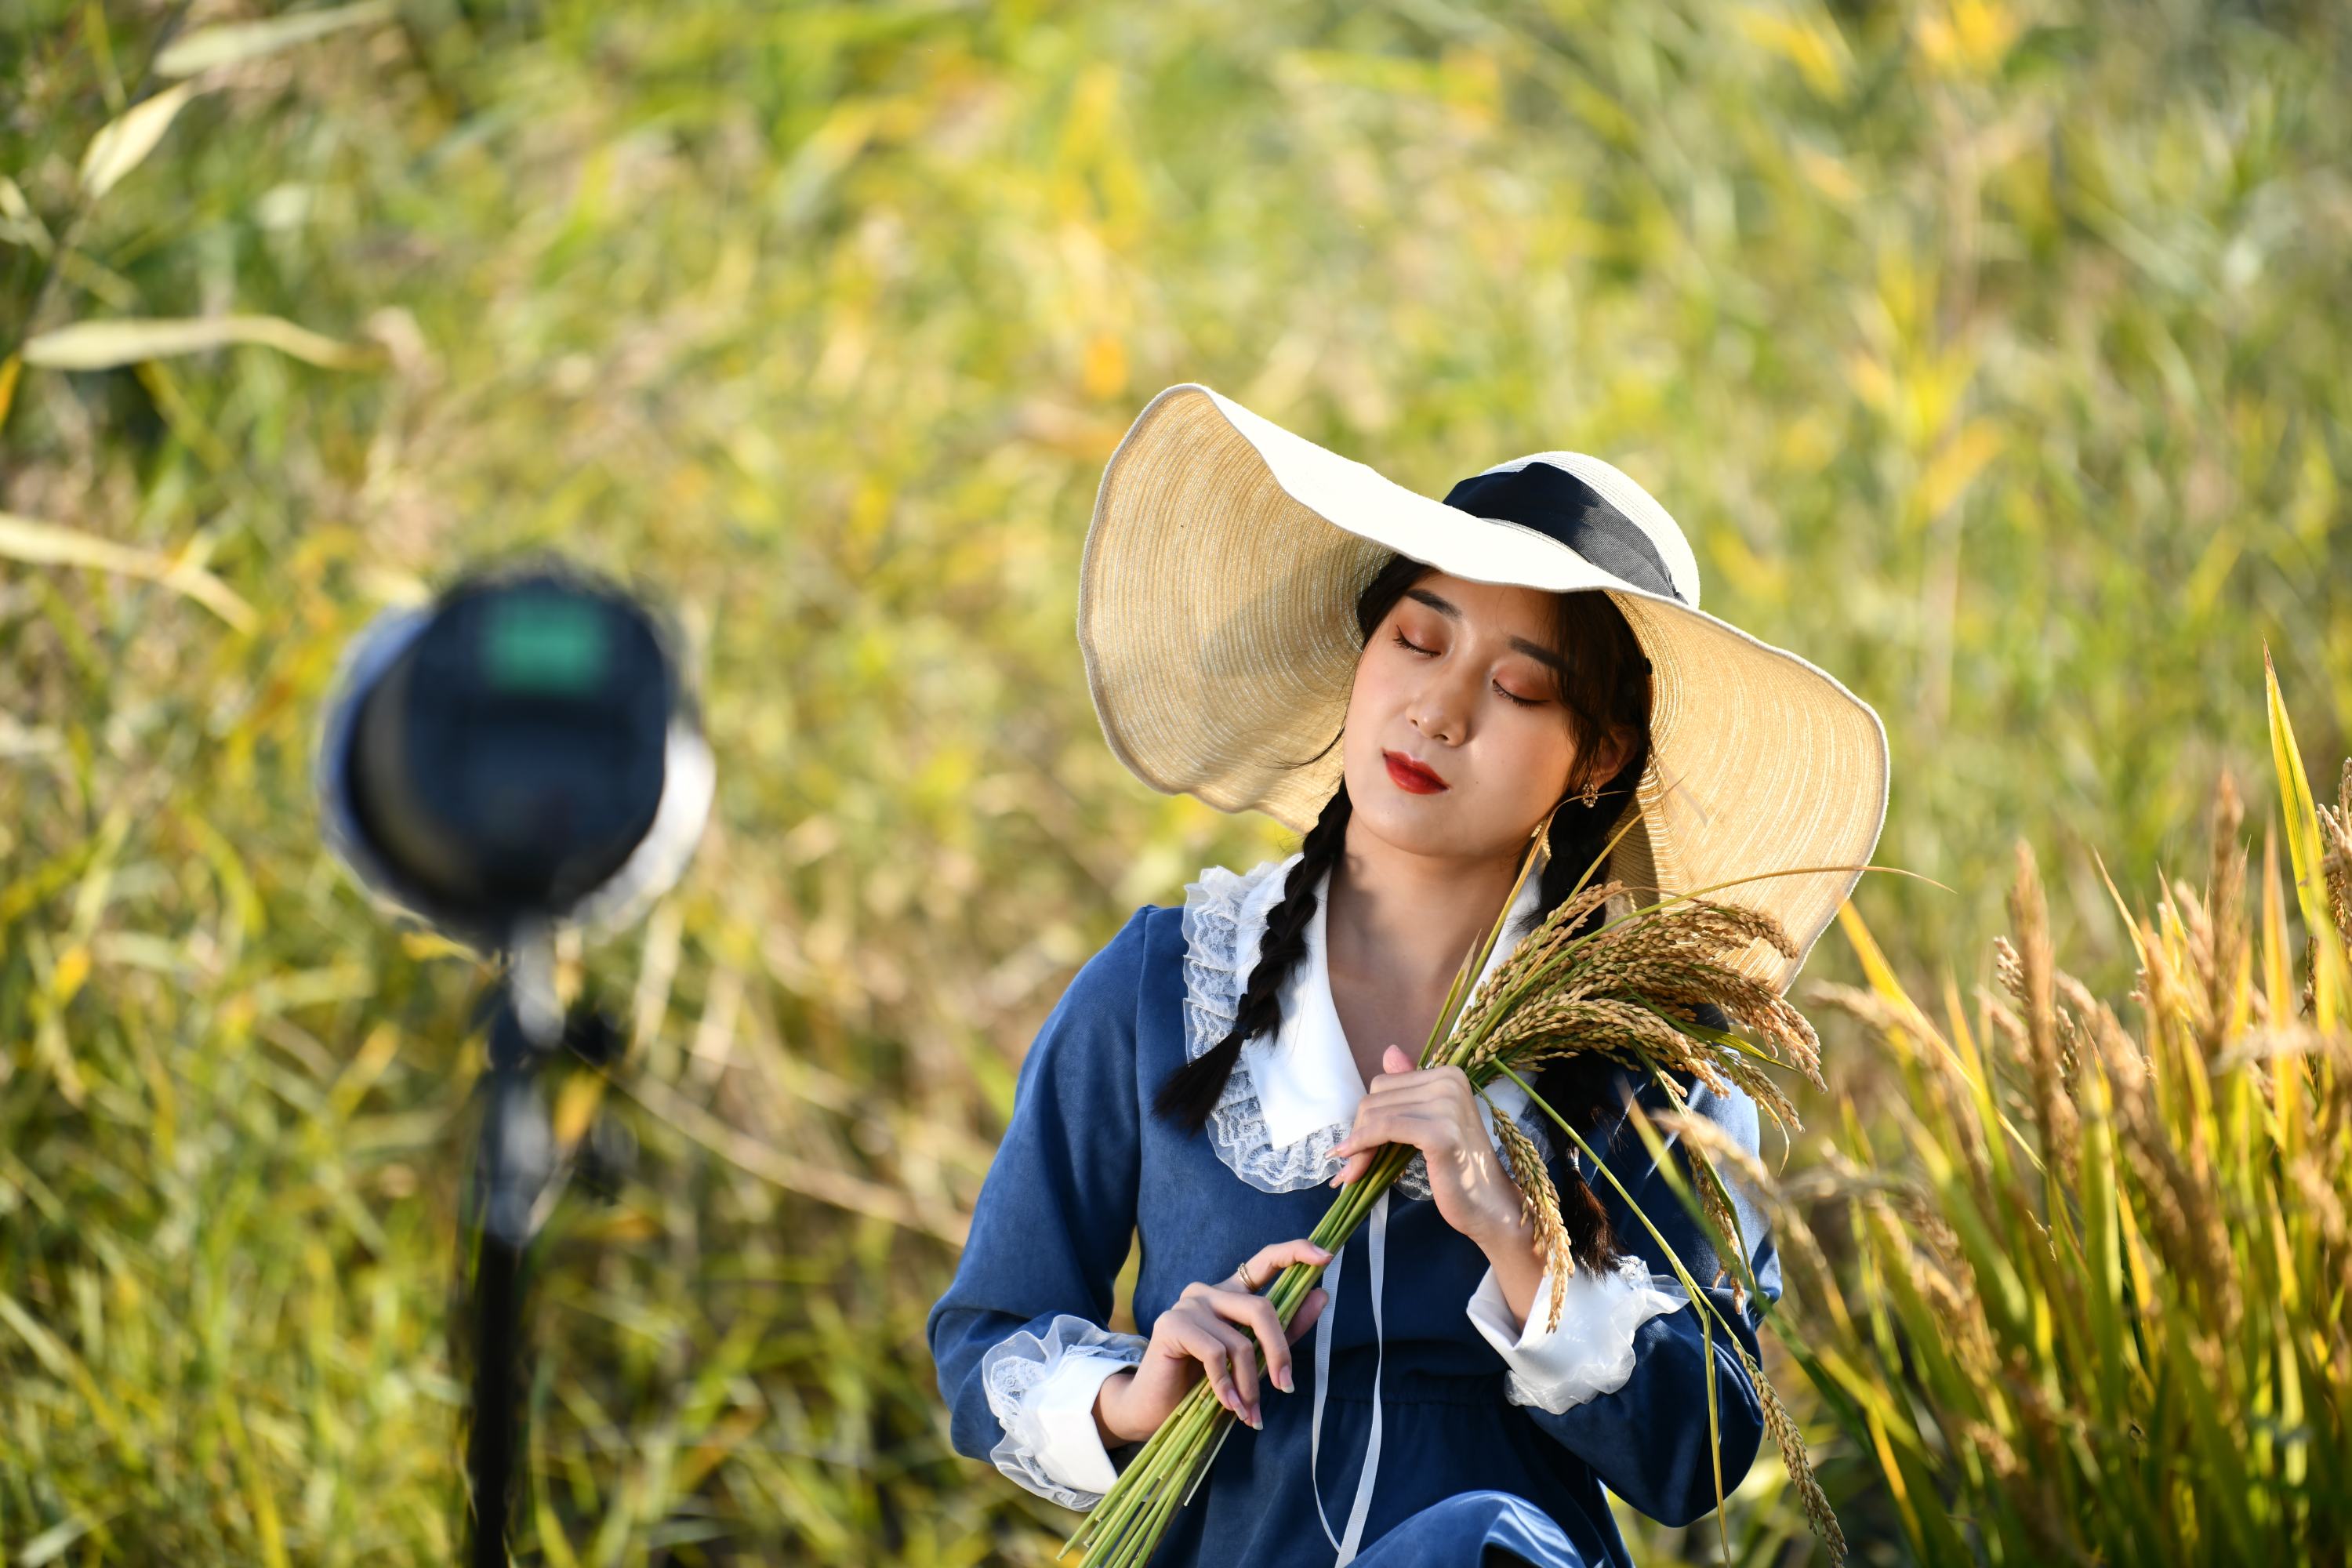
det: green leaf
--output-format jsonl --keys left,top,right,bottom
{"left": 2263, "top": 644, "right": 2345, "bottom": 1025}
{"left": 152, "top": 0, "right": 397, "bottom": 77}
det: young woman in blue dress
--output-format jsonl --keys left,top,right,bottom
{"left": 928, "top": 386, "right": 1891, "bottom": 1566}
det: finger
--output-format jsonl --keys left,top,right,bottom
{"left": 1200, "top": 1308, "right": 1261, "bottom": 1414}
{"left": 1203, "top": 1316, "right": 1261, "bottom": 1424}
{"left": 1251, "top": 1241, "right": 1327, "bottom": 1279}
{"left": 1233, "top": 1238, "right": 1331, "bottom": 1290}
{"left": 1345, "top": 1098, "right": 1444, "bottom": 1145}
{"left": 1174, "top": 1316, "right": 1243, "bottom": 1419}
{"left": 1229, "top": 1239, "right": 1332, "bottom": 1291}
{"left": 1332, "top": 1107, "right": 1391, "bottom": 1160}
{"left": 1359, "top": 1076, "right": 1461, "bottom": 1106}
{"left": 1366, "top": 1053, "right": 1473, "bottom": 1085}
{"left": 1334, "top": 1110, "right": 1463, "bottom": 1185}
{"left": 1337, "top": 1105, "right": 1417, "bottom": 1156}
{"left": 1285, "top": 1287, "right": 1330, "bottom": 1343}
{"left": 1242, "top": 1288, "right": 1298, "bottom": 1401}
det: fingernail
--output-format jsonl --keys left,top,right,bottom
{"left": 1276, "top": 1367, "right": 1294, "bottom": 1393}
{"left": 1249, "top": 1405, "right": 1263, "bottom": 1428}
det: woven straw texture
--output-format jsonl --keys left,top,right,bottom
{"left": 1078, "top": 385, "right": 1889, "bottom": 998}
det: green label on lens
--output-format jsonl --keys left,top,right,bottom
{"left": 484, "top": 597, "right": 609, "bottom": 694}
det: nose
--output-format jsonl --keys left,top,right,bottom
{"left": 1406, "top": 665, "right": 1477, "bottom": 747}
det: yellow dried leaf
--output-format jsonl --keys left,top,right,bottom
{"left": 78, "top": 82, "right": 207, "bottom": 201}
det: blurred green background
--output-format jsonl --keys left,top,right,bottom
{"left": 2, "top": 0, "right": 2346, "bottom": 1562}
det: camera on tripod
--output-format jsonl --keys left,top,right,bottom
{"left": 315, "top": 560, "right": 713, "bottom": 1568}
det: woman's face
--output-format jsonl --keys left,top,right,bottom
{"left": 1341, "top": 571, "right": 1622, "bottom": 865}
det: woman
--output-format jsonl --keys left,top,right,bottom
{"left": 927, "top": 386, "right": 1889, "bottom": 1566}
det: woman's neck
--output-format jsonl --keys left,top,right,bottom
{"left": 1322, "top": 823, "right": 1524, "bottom": 1013}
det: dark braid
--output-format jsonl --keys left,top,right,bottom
{"left": 1153, "top": 784, "right": 1354, "bottom": 1131}
{"left": 1515, "top": 597, "right": 1658, "bottom": 1272}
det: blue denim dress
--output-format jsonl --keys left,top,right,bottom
{"left": 927, "top": 888, "right": 1781, "bottom": 1568}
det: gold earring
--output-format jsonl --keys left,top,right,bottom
{"left": 1579, "top": 779, "right": 1601, "bottom": 808}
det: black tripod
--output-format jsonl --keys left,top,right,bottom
{"left": 462, "top": 953, "right": 624, "bottom": 1568}
{"left": 314, "top": 568, "right": 702, "bottom": 1566}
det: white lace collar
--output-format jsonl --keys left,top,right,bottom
{"left": 1178, "top": 851, "right": 1558, "bottom": 1196}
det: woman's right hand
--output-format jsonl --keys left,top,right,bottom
{"left": 1094, "top": 1238, "right": 1334, "bottom": 1445}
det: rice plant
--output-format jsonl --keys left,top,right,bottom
{"left": 1772, "top": 654, "right": 2351, "bottom": 1565}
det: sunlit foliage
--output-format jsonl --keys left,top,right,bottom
{"left": 2, "top": 0, "right": 2346, "bottom": 1561}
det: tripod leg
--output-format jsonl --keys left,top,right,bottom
{"left": 465, "top": 998, "right": 546, "bottom": 1568}
{"left": 467, "top": 1211, "right": 524, "bottom": 1568}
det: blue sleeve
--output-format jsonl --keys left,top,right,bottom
{"left": 1523, "top": 1058, "right": 1784, "bottom": 1529}
{"left": 926, "top": 906, "right": 1152, "bottom": 1470}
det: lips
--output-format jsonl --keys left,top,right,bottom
{"left": 1382, "top": 750, "right": 1448, "bottom": 793}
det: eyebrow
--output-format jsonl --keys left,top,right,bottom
{"left": 1401, "top": 587, "right": 1570, "bottom": 676}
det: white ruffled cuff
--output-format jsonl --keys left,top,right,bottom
{"left": 1465, "top": 1252, "right": 1688, "bottom": 1414}
{"left": 979, "top": 1314, "right": 1149, "bottom": 1509}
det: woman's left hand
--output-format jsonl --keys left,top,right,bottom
{"left": 1331, "top": 1046, "right": 1531, "bottom": 1253}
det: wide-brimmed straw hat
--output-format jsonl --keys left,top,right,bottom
{"left": 1076, "top": 383, "right": 1890, "bottom": 998}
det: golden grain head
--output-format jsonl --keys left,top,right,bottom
{"left": 1492, "top": 1109, "right": 1573, "bottom": 1330}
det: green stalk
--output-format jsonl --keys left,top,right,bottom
{"left": 1703, "top": 1305, "right": 1728, "bottom": 1567}
{"left": 1421, "top": 807, "right": 1566, "bottom": 1068}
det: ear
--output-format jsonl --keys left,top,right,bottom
{"left": 1599, "top": 728, "right": 1636, "bottom": 779}
{"left": 1570, "top": 728, "right": 1635, "bottom": 797}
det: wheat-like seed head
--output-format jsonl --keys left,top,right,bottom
{"left": 1451, "top": 882, "right": 1619, "bottom": 1041}
{"left": 1743, "top": 1341, "right": 1847, "bottom": 1565}
{"left": 1492, "top": 1106, "right": 1573, "bottom": 1331}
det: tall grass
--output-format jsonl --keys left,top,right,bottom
{"left": 3, "top": 0, "right": 2350, "bottom": 1561}
{"left": 1773, "top": 659, "right": 2351, "bottom": 1564}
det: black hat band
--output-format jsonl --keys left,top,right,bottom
{"left": 1441, "top": 462, "right": 1688, "bottom": 606}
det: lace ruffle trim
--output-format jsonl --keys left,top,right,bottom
{"left": 980, "top": 1314, "right": 1148, "bottom": 1510}
{"left": 1180, "top": 857, "right": 1555, "bottom": 1199}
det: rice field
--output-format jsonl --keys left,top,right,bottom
{"left": 3, "top": 1, "right": 2347, "bottom": 1563}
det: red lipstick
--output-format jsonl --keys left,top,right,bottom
{"left": 1383, "top": 750, "right": 1449, "bottom": 794}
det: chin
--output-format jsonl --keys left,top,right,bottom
{"left": 1350, "top": 789, "right": 1477, "bottom": 860}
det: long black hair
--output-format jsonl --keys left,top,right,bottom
{"left": 1152, "top": 552, "right": 1659, "bottom": 1267}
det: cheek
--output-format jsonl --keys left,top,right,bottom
{"left": 1482, "top": 717, "right": 1577, "bottom": 797}
{"left": 1346, "top": 651, "right": 1396, "bottom": 723}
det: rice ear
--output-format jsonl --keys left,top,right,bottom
{"left": 1491, "top": 1102, "right": 1573, "bottom": 1330}
{"left": 1739, "top": 1339, "right": 1848, "bottom": 1566}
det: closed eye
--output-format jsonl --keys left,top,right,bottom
{"left": 1391, "top": 630, "right": 1547, "bottom": 709}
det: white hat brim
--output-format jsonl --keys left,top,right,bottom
{"left": 1078, "top": 383, "right": 1890, "bottom": 997}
